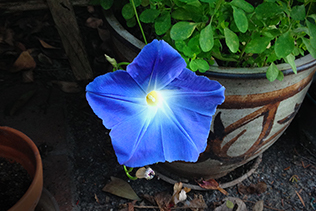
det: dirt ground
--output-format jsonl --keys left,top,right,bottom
{"left": 1, "top": 6, "right": 316, "bottom": 211}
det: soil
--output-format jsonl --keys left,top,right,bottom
{"left": 0, "top": 157, "right": 32, "bottom": 211}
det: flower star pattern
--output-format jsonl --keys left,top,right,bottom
{"left": 86, "top": 40, "right": 225, "bottom": 167}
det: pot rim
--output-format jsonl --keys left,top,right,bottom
{"left": 104, "top": 10, "right": 316, "bottom": 79}
{"left": 0, "top": 126, "right": 43, "bottom": 211}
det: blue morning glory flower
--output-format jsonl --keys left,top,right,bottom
{"left": 86, "top": 40, "right": 225, "bottom": 167}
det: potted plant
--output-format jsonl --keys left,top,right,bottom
{"left": 0, "top": 126, "right": 43, "bottom": 211}
{"left": 88, "top": 0, "right": 316, "bottom": 181}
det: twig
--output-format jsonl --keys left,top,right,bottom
{"left": 295, "top": 190, "right": 306, "bottom": 207}
{"left": 301, "top": 156, "right": 316, "bottom": 166}
{"left": 244, "top": 200, "right": 285, "bottom": 211}
{"left": 299, "top": 143, "right": 316, "bottom": 159}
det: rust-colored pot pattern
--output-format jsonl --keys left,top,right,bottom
{"left": 0, "top": 126, "right": 43, "bottom": 211}
{"left": 104, "top": 11, "right": 316, "bottom": 179}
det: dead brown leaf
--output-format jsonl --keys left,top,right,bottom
{"left": 197, "top": 179, "right": 228, "bottom": 195}
{"left": 154, "top": 191, "right": 172, "bottom": 211}
{"left": 102, "top": 176, "right": 141, "bottom": 201}
{"left": 37, "top": 53, "right": 53, "bottom": 65}
{"left": 22, "top": 70, "right": 34, "bottom": 83}
{"left": 51, "top": 81, "right": 82, "bottom": 93}
{"left": 11, "top": 50, "right": 36, "bottom": 72}
{"left": 38, "top": 39, "right": 57, "bottom": 49}
{"left": 86, "top": 17, "right": 103, "bottom": 29}
{"left": 185, "top": 194, "right": 207, "bottom": 211}
{"left": 0, "top": 27, "right": 14, "bottom": 46}
{"left": 238, "top": 181, "right": 267, "bottom": 195}
{"left": 171, "top": 182, "right": 190, "bottom": 205}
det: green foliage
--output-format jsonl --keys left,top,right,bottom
{"left": 101, "top": 0, "right": 316, "bottom": 81}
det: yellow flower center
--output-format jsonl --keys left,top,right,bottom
{"left": 146, "top": 90, "right": 160, "bottom": 106}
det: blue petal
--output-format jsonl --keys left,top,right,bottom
{"left": 86, "top": 70, "right": 147, "bottom": 128}
{"left": 127, "top": 40, "right": 187, "bottom": 92}
{"left": 163, "top": 68, "right": 225, "bottom": 116}
{"left": 110, "top": 105, "right": 209, "bottom": 167}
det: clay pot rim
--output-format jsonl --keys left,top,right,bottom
{"left": 104, "top": 10, "right": 316, "bottom": 79}
{"left": 0, "top": 126, "right": 43, "bottom": 211}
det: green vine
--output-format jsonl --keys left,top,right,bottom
{"left": 123, "top": 165, "right": 138, "bottom": 180}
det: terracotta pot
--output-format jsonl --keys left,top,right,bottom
{"left": 104, "top": 11, "right": 316, "bottom": 179}
{"left": 0, "top": 126, "right": 43, "bottom": 211}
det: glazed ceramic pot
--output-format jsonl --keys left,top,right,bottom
{"left": 0, "top": 126, "right": 43, "bottom": 211}
{"left": 104, "top": 11, "right": 316, "bottom": 179}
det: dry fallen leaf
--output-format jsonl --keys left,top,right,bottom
{"left": 51, "top": 81, "right": 82, "bottom": 93}
{"left": 102, "top": 176, "right": 141, "bottom": 201}
{"left": 154, "top": 191, "right": 172, "bottom": 211}
{"left": 38, "top": 39, "right": 57, "bottom": 49}
{"left": 171, "top": 182, "right": 189, "bottom": 205}
{"left": 238, "top": 182, "right": 267, "bottom": 195}
{"left": 37, "top": 53, "right": 53, "bottom": 65}
{"left": 183, "top": 194, "right": 207, "bottom": 211}
{"left": 22, "top": 69, "right": 34, "bottom": 83}
{"left": 11, "top": 50, "right": 36, "bottom": 72}
{"left": 197, "top": 179, "right": 228, "bottom": 195}
{"left": 214, "top": 197, "right": 247, "bottom": 211}
{"left": 252, "top": 200, "right": 263, "bottom": 211}
{"left": 86, "top": 17, "right": 103, "bottom": 29}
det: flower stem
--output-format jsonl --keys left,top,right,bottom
{"left": 123, "top": 165, "right": 138, "bottom": 180}
{"left": 130, "top": 0, "right": 147, "bottom": 45}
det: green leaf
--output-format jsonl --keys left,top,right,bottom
{"left": 224, "top": 27, "right": 239, "bottom": 53}
{"left": 199, "top": 24, "right": 214, "bottom": 52}
{"left": 170, "top": 22, "right": 198, "bottom": 40}
{"left": 226, "top": 200, "right": 234, "bottom": 209}
{"left": 306, "top": 19, "right": 316, "bottom": 49}
{"left": 141, "top": 0, "right": 149, "bottom": 6}
{"left": 183, "top": 45, "right": 195, "bottom": 57}
{"left": 188, "top": 35, "right": 201, "bottom": 55}
{"left": 122, "top": 3, "right": 134, "bottom": 20}
{"left": 255, "top": 2, "right": 282, "bottom": 19}
{"left": 171, "top": 8, "right": 192, "bottom": 21}
{"left": 232, "top": 6, "right": 248, "bottom": 33}
{"left": 140, "top": 9, "right": 160, "bottom": 23}
{"left": 100, "top": 0, "right": 113, "bottom": 9}
{"left": 230, "top": 0, "right": 254, "bottom": 13}
{"left": 189, "top": 59, "right": 209, "bottom": 72}
{"left": 266, "top": 62, "right": 279, "bottom": 82}
{"left": 266, "top": 50, "right": 278, "bottom": 63}
{"left": 284, "top": 54, "right": 297, "bottom": 74}
{"left": 178, "top": 0, "right": 198, "bottom": 3}
{"left": 126, "top": 17, "right": 136, "bottom": 27}
{"left": 89, "top": 0, "right": 100, "bottom": 6}
{"left": 277, "top": 70, "right": 284, "bottom": 81}
{"left": 155, "top": 12, "right": 171, "bottom": 35}
{"left": 245, "top": 36, "right": 272, "bottom": 54}
{"left": 302, "top": 37, "right": 316, "bottom": 59}
{"left": 175, "top": 40, "right": 186, "bottom": 52}
{"left": 275, "top": 31, "right": 294, "bottom": 58}
{"left": 130, "top": 0, "right": 142, "bottom": 7}
{"left": 290, "top": 5, "right": 306, "bottom": 21}
{"left": 200, "top": 0, "right": 216, "bottom": 3}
